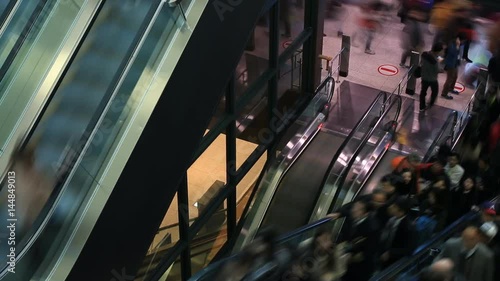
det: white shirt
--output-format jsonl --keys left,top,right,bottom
{"left": 445, "top": 163, "right": 465, "bottom": 190}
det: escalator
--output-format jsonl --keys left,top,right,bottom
{"left": 235, "top": 88, "right": 393, "bottom": 250}
{"left": 349, "top": 106, "right": 459, "bottom": 199}
{"left": 0, "top": 0, "right": 275, "bottom": 279}
{"left": 188, "top": 94, "right": 469, "bottom": 281}
{"left": 0, "top": 0, "right": 17, "bottom": 31}
{"left": 0, "top": 1, "right": 183, "bottom": 280}
{"left": 0, "top": 0, "right": 104, "bottom": 173}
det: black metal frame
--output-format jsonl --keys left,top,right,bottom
{"left": 147, "top": 1, "right": 325, "bottom": 280}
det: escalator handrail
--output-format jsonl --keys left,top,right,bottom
{"left": 370, "top": 195, "right": 500, "bottom": 281}
{"left": 0, "top": 0, "right": 51, "bottom": 84}
{"left": 452, "top": 82, "right": 483, "bottom": 150}
{"left": 312, "top": 89, "right": 386, "bottom": 194}
{"left": 326, "top": 94, "right": 402, "bottom": 213}
{"left": 0, "top": 1, "right": 168, "bottom": 277}
{"left": 422, "top": 110, "right": 458, "bottom": 162}
{"left": 0, "top": 0, "right": 18, "bottom": 35}
{"left": 380, "top": 66, "right": 414, "bottom": 109}
{"left": 231, "top": 74, "right": 337, "bottom": 250}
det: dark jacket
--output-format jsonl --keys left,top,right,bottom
{"left": 488, "top": 56, "right": 500, "bottom": 83}
{"left": 421, "top": 51, "right": 440, "bottom": 82}
{"left": 380, "top": 216, "right": 416, "bottom": 269}
{"left": 444, "top": 41, "right": 460, "bottom": 69}
{"left": 343, "top": 215, "right": 380, "bottom": 281}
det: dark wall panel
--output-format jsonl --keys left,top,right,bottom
{"left": 67, "top": 0, "right": 268, "bottom": 280}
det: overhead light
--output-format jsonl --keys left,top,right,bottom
{"left": 193, "top": 202, "right": 199, "bottom": 208}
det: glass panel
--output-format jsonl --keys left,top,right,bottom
{"left": 0, "top": 0, "right": 17, "bottom": 28}
{"left": 190, "top": 208, "right": 228, "bottom": 277}
{"left": 0, "top": 1, "right": 188, "bottom": 279}
{"left": 188, "top": 133, "right": 226, "bottom": 221}
{"left": 0, "top": 0, "right": 40, "bottom": 67}
{"left": 278, "top": 0, "right": 304, "bottom": 56}
{"left": 0, "top": 0, "right": 93, "bottom": 151}
{"left": 236, "top": 152, "right": 267, "bottom": 221}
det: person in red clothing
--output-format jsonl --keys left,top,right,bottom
{"left": 488, "top": 118, "right": 500, "bottom": 152}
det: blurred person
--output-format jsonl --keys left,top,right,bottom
{"left": 379, "top": 197, "right": 416, "bottom": 269}
{"left": 420, "top": 162, "right": 451, "bottom": 191}
{"left": 444, "top": 152, "right": 464, "bottom": 191}
{"left": 428, "top": 258, "right": 466, "bottom": 281}
{"left": 8, "top": 147, "right": 54, "bottom": 237}
{"left": 476, "top": 155, "right": 498, "bottom": 202}
{"left": 400, "top": 9, "right": 425, "bottom": 68}
{"left": 352, "top": 1, "right": 382, "bottom": 55}
{"left": 436, "top": 226, "right": 494, "bottom": 281}
{"left": 397, "top": 168, "right": 418, "bottom": 196}
{"left": 430, "top": 0, "right": 455, "bottom": 44}
{"left": 479, "top": 222, "right": 498, "bottom": 246}
{"left": 449, "top": 176, "right": 478, "bottom": 222}
{"left": 419, "top": 42, "right": 444, "bottom": 111}
{"left": 441, "top": 34, "right": 463, "bottom": 99}
{"left": 342, "top": 200, "right": 380, "bottom": 281}
{"left": 289, "top": 226, "right": 346, "bottom": 281}
{"left": 487, "top": 51, "right": 500, "bottom": 96}
{"left": 392, "top": 153, "right": 422, "bottom": 173}
{"left": 479, "top": 221, "right": 500, "bottom": 281}
{"left": 280, "top": 0, "right": 292, "bottom": 38}
{"left": 419, "top": 189, "right": 447, "bottom": 233}
{"left": 327, "top": 189, "right": 390, "bottom": 229}
{"left": 217, "top": 228, "right": 278, "bottom": 280}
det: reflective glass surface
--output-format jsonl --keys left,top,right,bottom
{"left": 0, "top": 0, "right": 190, "bottom": 279}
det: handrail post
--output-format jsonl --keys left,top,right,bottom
{"left": 405, "top": 51, "right": 420, "bottom": 95}
{"left": 339, "top": 35, "right": 350, "bottom": 81}
{"left": 451, "top": 111, "right": 458, "bottom": 144}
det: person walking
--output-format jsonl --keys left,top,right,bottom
{"left": 419, "top": 43, "right": 444, "bottom": 111}
{"left": 441, "top": 34, "right": 462, "bottom": 99}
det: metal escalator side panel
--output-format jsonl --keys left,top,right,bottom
{"left": 0, "top": 0, "right": 105, "bottom": 178}
{"left": 0, "top": 0, "right": 19, "bottom": 36}
{"left": 0, "top": 2, "right": 179, "bottom": 274}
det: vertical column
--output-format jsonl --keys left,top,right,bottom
{"left": 301, "top": 0, "right": 326, "bottom": 94}
{"left": 178, "top": 174, "right": 191, "bottom": 281}
{"left": 405, "top": 51, "right": 420, "bottom": 95}
{"left": 226, "top": 74, "right": 237, "bottom": 237}
{"left": 268, "top": 1, "right": 279, "bottom": 162}
{"left": 339, "top": 35, "right": 350, "bottom": 78}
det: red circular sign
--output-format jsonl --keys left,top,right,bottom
{"left": 282, "top": 40, "right": 292, "bottom": 49}
{"left": 454, "top": 82, "right": 465, "bottom": 93}
{"left": 377, "top": 64, "right": 399, "bottom": 76}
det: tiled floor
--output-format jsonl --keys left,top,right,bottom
{"left": 322, "top": 3, "right": 490, "bottom": 112}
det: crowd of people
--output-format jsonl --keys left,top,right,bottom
{"left": 216, "top": 145, "right": 500, "bottom": 281}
